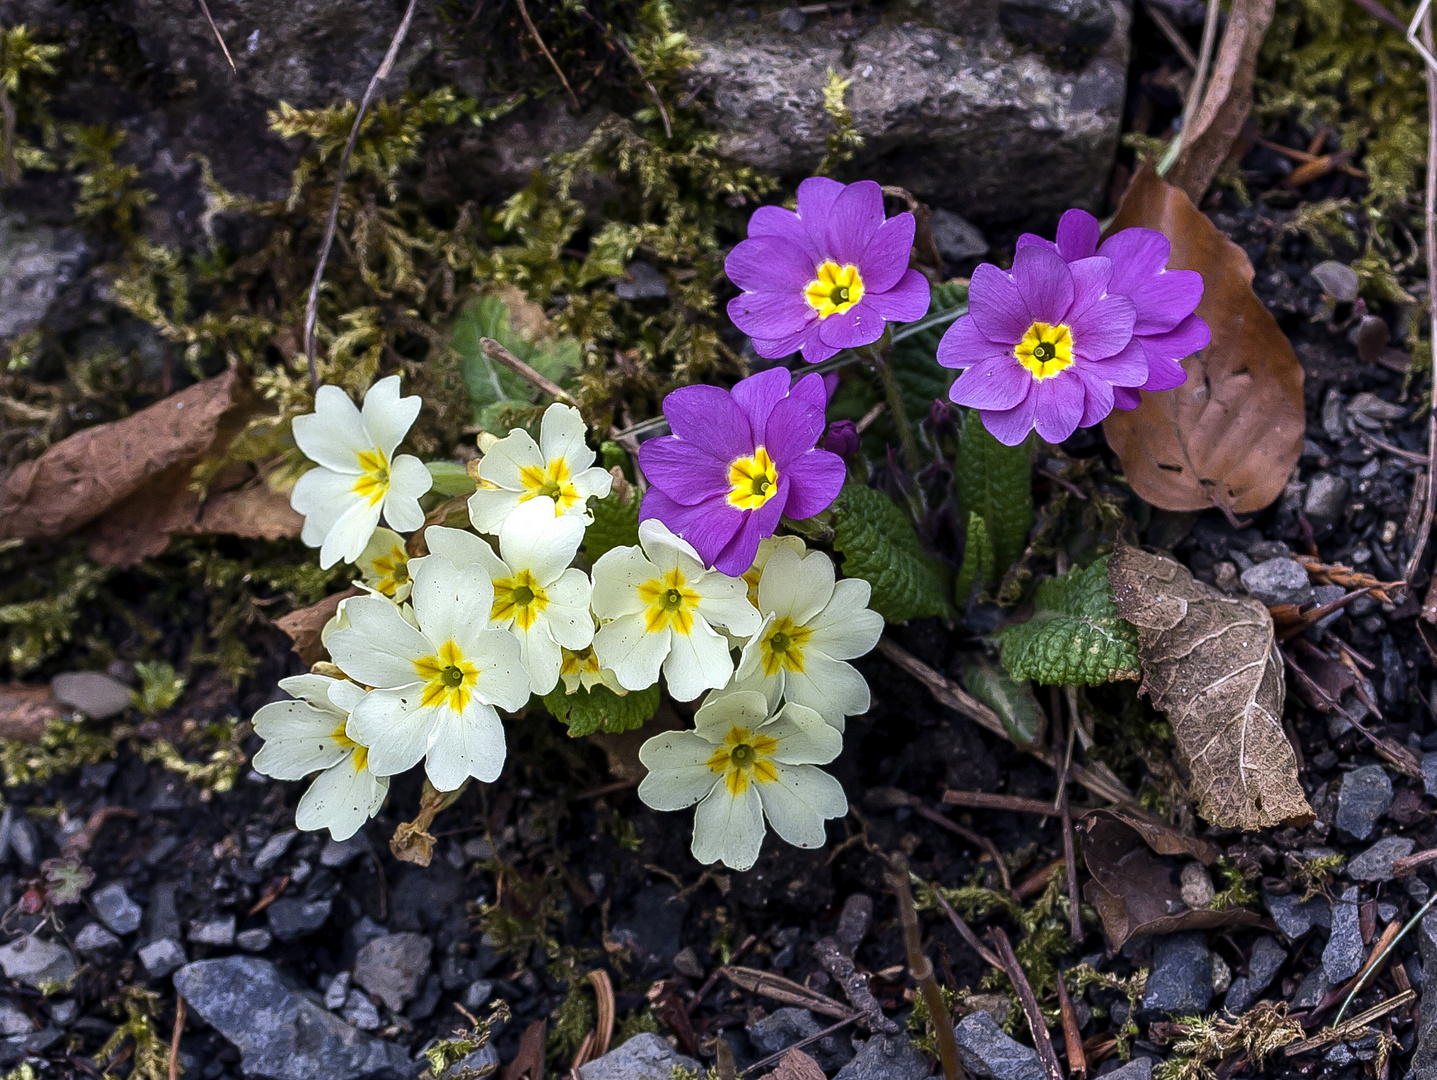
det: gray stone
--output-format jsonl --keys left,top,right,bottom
{"left": 1323, "top": 887, "right": 1364, "bottom": 984}
{"left": 1222, "top": 976, "right": 1256, "bottom": 1015}
{"left": 0, "top": 936, "right": 76, "bottom": 989}
{"left": 999, "top": 0, "right": 1117, "bottom": 55}
{"left": 340, "top": 989, "right": 380, "bottom": 1031}
{"left": 266, "top": 897, "right": 332, "bottom": 942}
{"left": 461, "top": 980, "right": 494, "bottom": 1012}
{"left": 441, "top": 1045, "right": 500, "bottom": 1079}
{"left": 74, "top": 923, "right": 121, "bottom": 955}
{"left": 1308, "top": 584, "right": 1347, "bottom": 635}
{"left": 319, "top": 835, "right": 370, "bottom": 869}
{"left": 1423, "top": 752, "right": 1437, "bottom": 799}
{"left": 1303, "top": 473, "right": 1350, "bottom": 525}
{"left": 614, "top": 262, "right": 668, "bottom": 300}
{"left": 145, "top": 882, "right": 182, "bottom": 943}
{"left": 749, "top": 1007, "right": 854, "bottom": 1073}
{"left": 139, "top": 937, "right": 187, "bottom": 978}
{"left": 1347, "top": 836, "right": 1415, "bottom": 882}
{"left": 0, "top": 1000, "right": 34, "bottom": 1037}
{"left": 778, "top": 7, "right": 806, "bottom": 32}
{"left": 1101, "top": 1061, "right": 1153, "bottom": 1080}
{"left": 174, "top": 957, "right": 410, "bottom": 1080}
{"left": 252, "top": 830, "right": 299, "bottom": 873}
{"left": 324, "top": 971, "right": 351, "bottom": 1010}
{"left": 576, "top": 1032, "right": 701, "bottom": 1080}
{"left": 0, "top": 1029, "right": 61, "bottom": 1069}
{"left": 50, "top": 671, "right": 132, "bottom": 720}
{"left": 407, "top": 974, "right": 443, "bottom": 1021}
{"left": 48, "top": 1000, "right": 77, "bottom": 1027}
{"left": 0, "top": 214, "right": 89, "bottom": 341}
{"left": 1142, "top": 932, "right": 1213, "bottom": 1018}
{"left": 1210, "top": 952, "right": 1232, "bottom": 995}
{"left": 1312, "top": 261, "right": 1361, "bottom": 303}
{"left": 7, "top": 819, "right": 36, "bottom": 867}
{"left": 1291, "top": 967, "right": 1330, "bottom": 1008}
{"left": 188, "top": 914, "right": 236, "bottom": 947}
{"left": 1413, "top": 913, "right": 1437, "bottom": 1078}
{"left": 684, "top": 3, "right": 1129, "bottom": 227}
{"left": 91, "top": 882, "right": 143, "bottom": 936}
{"left": 952, "top": 1012, "right": 1044, "bottom": 1080}
{"left": 610, "top": 886, "right": 687, "bottom": 972}
{"left": 236, "top": 928, "right": 273, "bottom": 952}
{"left": 930, "top": 209, "right": 988, "bottom": 262}
{"left": 1335, "top": 766, "right": 1392, "bottom": 841}
{"left": 832, "top": 1033, "right": 929, "bottom": 1080}
{"left": 1240, "top": 558, "right": 1314, "bottom": 607}
{"left": 351, "top": 932, "right": 432, "bottom": 1012}
{"left": 1247, "top": 936, "right": 1286, "bottom": 994}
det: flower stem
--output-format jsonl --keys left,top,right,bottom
{"left": 865, "top": 345, "right": 922, "bottom": 474}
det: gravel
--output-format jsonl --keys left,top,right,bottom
{"left": 1323, "top": 886, "right": 1364, "bottom": 984}
{"left": 1266, "top": 893, "right": 1332, "bottom": 938}
{"left": 351, "top": 932, "right": 433, "bottom": 1012}
{"left": 50, "top": 671, "right": 133, "bottom": 719}
{"left": 1141, "top": 932, "right": 1213, "bottom": 1018}
{"left": 138, "top": 938, "right": 187, "bottom": 979}
{"left": 188, "top": 914, "right": 236, "bottom": 947}
{"left": 1410, "top": 913, "right": 1437, "bottom": 1079}
{"left": 90, "top": 882, "right": 143, "bottom": 935}
{"left": 748, "top": 1006, "right": 854, "bottom": 1073}
{"left": 1335, "top": 766, "right": 1393, "bottom": 841}
{"left": 0, "top": 1000, "right": 34, "bottom": 1036}
{"left": 953, "top": 1012, "right": 1045, "bottom": 1080}
{"left": 1346, "top": 836, "right": 1415, "bottom": 881}
{"left": 73, "top": 923, "right": 121, "bottom": 955}
{"left": 1240, "top": 558, "right": 1315, "bottom": 606}
{"left": 236, "top": 928, "right": 273, "bottom": 952}
{"left": 266, "top": 897, "right": 333, "bottom": 942}
{"left": 252, "top": 830, "right": 299, "bottom": 872}
{"left": 0, "top": 936, "right": 76, "bottom": 990}
{"left": 833, "top": 1034, "right": 930, "bottom": 1080}
{"left": 576, "top": 1032, "right": 701, "bottom": 1080}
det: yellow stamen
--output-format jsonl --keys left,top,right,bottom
{"left": 330, "top": 725, "right": 370, "bottom": 773}
{"left": 637, "top": 567, "right": 701, "bottom": 635}
{"left": 804, "top": 261, "right": 866, "bottom": 319}
{"left": 705, "top": 725, "right": 781, "bottom": 795}
{"left": 413, "top": 639, "right": 480, "bottom": 712}
{"left": 1015, "top": 321, "right": 1075, "bottom": 380}
{"left": 759, "top": 616, "right": 815, "bottom": 677}
{"left": 352, "top": 448, "right": 392, "bottom": 506}
{"left": 517, "top": 456, "right": 583, "bottom": 514}
{"left": 492, "top": 568, "right": 550, "bottom": 631}
{"left": 727, "top": 446, "right": 780, "bottom": 511}
{"left": 367, "top": 544, "right": 410, "bottom": 598}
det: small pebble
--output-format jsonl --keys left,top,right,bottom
{"left": 235, "top": 928, "right": 273, "bottom": 952}
{"left": 462, "top": 980, "right": 494, "bottom": 1012}
{"left": 341, "top": 989, "right": 381, "bottom": 1031}
{"left": 324, "top": 971, "right": 351, "bottom": 1010}
{"left": 73, "top": 923, "right": 121, "bottom": 955}
{"left": 90, "top": 883, "right": 143, "bottom": 936}
{"left": 252, "top": 831, "right": 298, "bottom": 873}
{"left": 188, "top": 915, "right": 236, "bottom": 947}
{"left": 138, "top": 938, "right": 187, "bottom": 979}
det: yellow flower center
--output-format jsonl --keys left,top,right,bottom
{"left": 414, "top": 640, "right": 480, "bottom": 711}
{"left": 637, "top": 567, "right": 701, "bottom": 635}
{"left": 759, "top": 616, "right": 815, "bottom": 677}
{"left": 352, "top": 448, "right": 391, "bottom": 506}
{"left": 368, "top": 544, "right": 410, "bottom": 598}
{"left": 727, "top": 446, "right": 780, "bottom": 511}
{"left": 330, "top": 725, "right": 369, "bottom": 773}
{"left": 804, "top": 261, "right": 866, "bottom": 319}
{"left": 492, "top": 568, "right": 550, "bottom": 631}
{"left": 561, "top": 645, "right": 601, "bottom": 680}
{"left": 517, "top": 456, "right": 582, "bottom": 514}
{"left": 706, "top": 725, "right": 780, "bottom": 796}
{"left": 1015, "top": 322, "right": 1075, "bottom": 380}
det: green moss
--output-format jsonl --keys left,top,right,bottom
{"left": 1, "top": 719, "right": 118, "bottom": 788}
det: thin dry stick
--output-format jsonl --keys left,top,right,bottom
{"left": 195, "top": 0, "right": 237, "bottom": 72}
{"left": 1141, "top": 0, "right": 1199, "bottom": 67}
{"left": 481, "top": 337, "right": 579, "bottom": 404}
{"left": 571, "top": 6, "right": 671, "bottom": 138}
{"left": 1182, "top": 0, "right": 1221, "bottom": 135}
{"left": 168, "top": 995, "right": 186, "bottom": 1080}
{"left": 990, "top": 926, "right": 1064, "bottom": 1080}
{"left": 1055, "top": 977, "right": 1087, "bottom": 1079}
{"left": 911, "top": 802, "right": 1013, "bottom": 895}
{"left": 515, "top": 0, "right": 581, "bottom": 109}
{"left": 941, "top": 790, "right": 1059, "bottom": 816}
{"left": 302, "top": 0, "right": 419, "bottom": 389}
{"left": 892, "top": 856, "right": 964, "bottom": 1080}
{"left": 739, "top": 1016, "right": 860, "bottom": 1077}
{"left": 1406, "top": 2, "right": 1437, "bottom": 584}
{"left": 922, "top": 875, "right": 1004, "bottom": 970}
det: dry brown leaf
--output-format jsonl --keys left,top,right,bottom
{"left": 0, "top": 684, "right": 63, "bottom": 742}
{"left": 1102, "top": 166, "right": 1305, "bottom": 515}
{"left": 1079, "top": 810, "right": 1261, "bottom": 950}
{"left": 1167, "top": 0, "right": 1275, "bottom": 201}
{"left": 772, "top": 1048, "right": 827, "bottom": 1080}
{"left": 500, "top": 1019, "right": 547, "bottom": 1080}
{"left": 1109, "top": 544, "right": 1313, "bottom": 829}
{"left": 391, "top": 780, "right": 469, "bottom": 867}
{"left": 1088, "top": 807, "right": 1220, "bottom": 864}
{"left": 274, "top": 587, "right": 361, "bottom": 666}
{"left": 0, "top": 369, "right": 246, "bottom": 542}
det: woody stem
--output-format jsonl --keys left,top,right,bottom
{"left": 867, "top": 346, "right": 922, "bottom": 474}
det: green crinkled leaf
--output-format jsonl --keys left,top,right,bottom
{"left": 584, "top": 488, "right": 640, "bottom": 561}
{"left": 954, "top": 512, "right": 994, "bottom": 605}
{"left": 998, "top": 556, "right": 1140, "bottom": 686}
{"left": 830, "top": 482, "right": 951, "bottom": 623}
{"left": 889, "top": 279, "right": 968, "bottom": 419}
{"left": 543, "top": 682, "right": 659, "bottom": 737}
{"left": 962, "top": 656, "right": 1046, "bottom": 748}
{"left": 452, "top": 295, "right": 582, "bottom": 428}
{"left": 954, "top": 408, "right": 1033, "bottom": 579}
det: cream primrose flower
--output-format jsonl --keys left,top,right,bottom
{"left": 357, "top": 527, "right": 413, "bottom": 601}
{"left": 326, "top": 552, "right": 530, "bottom": 791}
{"left": 741, "top": 535, "right": 807, "bottom": 607}
{"left": 559, "top": 643, "right": 627, "bottom": 696}
{"left": 291, "top": 376, "right": 433, "bottom": 568}
{"left": 637, "top": 690, "right": 846, "bottom": 871}
{"left": 251, "top": 674, "right": 388, "bottom": 841}
{"left": 424, "top": 499, "right": 594, "bottom": 696}
{"left": 591, "top": 519, "right": 761, "bottom": 701}
{"left": 728, "top": 545, "right": 883, "bottom": 731}
{"left": 467, "top": 403, "right": 612, "bottom": 534}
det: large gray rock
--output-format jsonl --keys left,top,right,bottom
{"left": 351, "top": 932, "right": 431, "bottom": 1012}
{"left": 1266, "top": 893, "right": 1331, "bottom": 939}
{"left": 0, "top": 936, "right": 76, "bottom": 990}
{"left": 953, "top": 1012, "right": 1044, "bottom": 1080}
{"left": 1347, "top": 836, "right": 1415, "bottom": 882}
{"left": 1410, "top": 912, "right": 1437, "bottom": 1079}
{"left": 683, "top": 2, "right": 1129, "bottom": 226}
{"left": 0, "top": 214, "right": 88, "bottom": 341}
{"left": 576, "top": 1032, "right": 700, "bottom": 1080}
{"left": 173, "top": 957, "right": 410, "bottom": 1080}
{"left": 834, "top": 1033, "right": 930, "bottom": 1080}
{"left": 1141, "top": 932, "right": 1213, "bottom": 1018}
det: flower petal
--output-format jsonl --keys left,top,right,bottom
{"left": 543, "top": 570, "right": 596, "bottom": 649}
{"left": 1081, "top": 337, "right": 1149, "bottom": 388}
{"left": 710, "top": 480, "right": 786, "bottom": 576}
{"left": 477, "top": 428, "right": 544, "bottom": 490}
{"left": 980, "top": 388, "right": 1039, "bottom": 446}
{"left": 411, "top": 554, "right": 495, "bottom": 649}
{"left": 293, "top": 385, "right": 369, "bottom": 473}
{"left": 691, "top": 783, "right": 765, "bottom": 870}
{"left": 748, "top": 203, "right": 817, "bottom": 260}
{"left": 692, "top": 572, "right": 763, "bottom": 638}
{"left": 499, "top": 496, "right": 587, "bottom": 582}
{"left": 758, "top": 764, "right": 847, "bottom": 848}
{"left": 320, "top": 498, "right": 382, "bottom": 569}
{"left": 730, "top": 367, "right": 795, "bottom": 444}
{"left": 797, "top": 332, "right": 841, "bottom": 365}
{"left": 1012, "top": 244, "right": 1075, "bottom": 326}
{"left": 727, "top": 289, "right": 816, "bottom": 341}
{"left": 1066, "top": 256, "right": 1114, "bottom": 321}
{"left": 1139, "top": 313, "right": 1211, "bottom": 364}
{"left": 967, "top": 263, "right": 1031, "bottom": 345}
{"left": 806, "top": 578, "right": 883, "bottom": 659}
{"left": 866, "top": 269, "right": 932, "bottom": 324}
{"left": 758, "top": 703, "right": 844, "bottom": 762}
{"left": 783, "top": 652, "right": 870, "bottom": 727}
{"left": 590, "top": 545, "right": 657, "bottom": 619}
{"left": 515, "top": 620, "right": 562, "bottom": 695}
{"left": 948, "top": 353, "right": 1031, "bottom": 412}
{"left": 1054, "top": 208, "right": 1102, "bottom": 262}
{"left": 795, "top": 175, "right": 846, "bottom": 254}
{"left": 756, "top": 546, "right": 834, "bottom": 624}
{"left": 761, "top": 393, "right": 825, "bottom": 466}
{"left": 466, "top": 487, "right": 522, "bottom": 535}
{"left": 936, "top": 313, "right": 1009, "bottom": 370}
{"left": 777, "top": 450, "right": 845, "bottom": 521}
{"left": 423, "top": 526, "right": 507, "bottom": 579}
{"left": 593, "top": 612, "right": 670, "bottom": 691}
{"left": 726, "top": 235, "right": 816, "bottom": 295}
{"left": 295, "top": 754, "right": 388, "bottom": 840}
{"left": 347, "top": 689, "right": 437, "bottom": 776}
{"left": 1130, "top": 269, "right": 1205, "bottom": 334}
{"left": 661, "top": 383, "right": 754, "bottom": 463}
{"left": 858, "top": 212, "right": 915, "bottom": 293}
{"left": 638, "top": 489, "right": 745, "bottom": 573}
{"left": 1069, "top": 293, "right": 1136, "bottom": 361}
{"left": 381, "top": 454, "right": 432, "bottom": 532}
{"left": 789, "top": 371, "right": 829, "bottom": 414}
{"left": 815, "top": 299, "right": 885, "bottom": 350}
{"left": 327, "top": 596, "right": 432, "bottom": 687}
{"left": 424, "top": 700, "right": 506, "bottom": 789}
{"left": 638, "top": 732, "right": 722, "bottom": 809}
{"left": 824, "top": 180, "right": 885, "bottom": 266}
{"left": 361, "top": 375, "right": 421, "bottom": 460}
{"left": 252, "top": 701, "right": 350, "bottom": 780}
{"left": 1075, "top": 369, "right": 1115, "bottom": 428}
{"left": 1099, "top": 227, "right": 1171, "bottom": 296}
{"left": 752, "top": 323, "right": 825, "bottom": 363}
{"left": 1112, "top": 386, "right": 1141, "bottom": 411}
{"left": 292, "top": 467, "right": 359, "bottom": 550}
{"left": 1032, "top": 372, "right": 1086, "bottom": 444}
{"left": 661, "top": 618, "right": 733, "bottom": 702}
{"left": 1140, "top": 354, "right": 1190, "bottom": 393}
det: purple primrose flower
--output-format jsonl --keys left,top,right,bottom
{"left": 726, "top": 178, "right": 931, "bottom": 364}
{"left": 1016, "top": 209, "right": 1210, "bottom": 410}
{"left": 937, "top": 244, "right": 1145, "bottom": 446}
{"left": 638, "top": 368, "right": 847, "bottom": 576}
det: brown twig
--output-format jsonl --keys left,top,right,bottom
{"left": 1141, "top": 0, "right": 1199, "bottom": 67}
{"left": 480, "top": 337, "right": 579, "bottom": 405}
{"left": 1284, "top": 989, "right": 1416, "bottom": 1055}
{"left": 990, "top": 927, "right": 1064, "bottom": 1080}
{"left": 812, "top": 939, "right": 900, "bottom": 1033}
{"left": 1393, "top": 847, "right": 1437, "bottom": 876}
{"left": 1348, "top": 0, "right": 1412, "bottom": 34}
{"left": 941, "top": 790, "right": 1059, "bottom": 816}
{"left": 168, "top": 995, "right": 186, "bottom": 1080}
{"left": 687, "top": 934, "right": 756, "bottom": 1015}
{"left": 195, "top": 0, "right": 237, "bottom": 72}
{"left": 570, "top": 7, "right": 671, "bottom": 137}
{"left": 1056, "top": 977, "right": 1087, "bottom": 1079}
{"left": 1408, "top": 2, "right": 1437, "bottom": 591}
{"left": 515, "top": 0, "right": 581, "bottom": 109}
{"left": 1059, "top": 786, "right": 1082, "bottom": 945}
{"left": 1015, "top": 859, "right": 1067, "bottom": 901}
{"left": 722, "top": 966, "right": 857, "bottom": 1023}
{"left": 302, "top": 0, "right": 419, "bottom": 389}
{"left": 892, "top": 856, "right": 964, "bottom": 1080}
{"left": 921, "top": 876, "right": 1004, "bottom": 970}
{"left": 739, "top": 1016, "right": 860, "bottom": 1077}
{"left": 911, "top": 803, "right": 1014, "bottom": 895}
